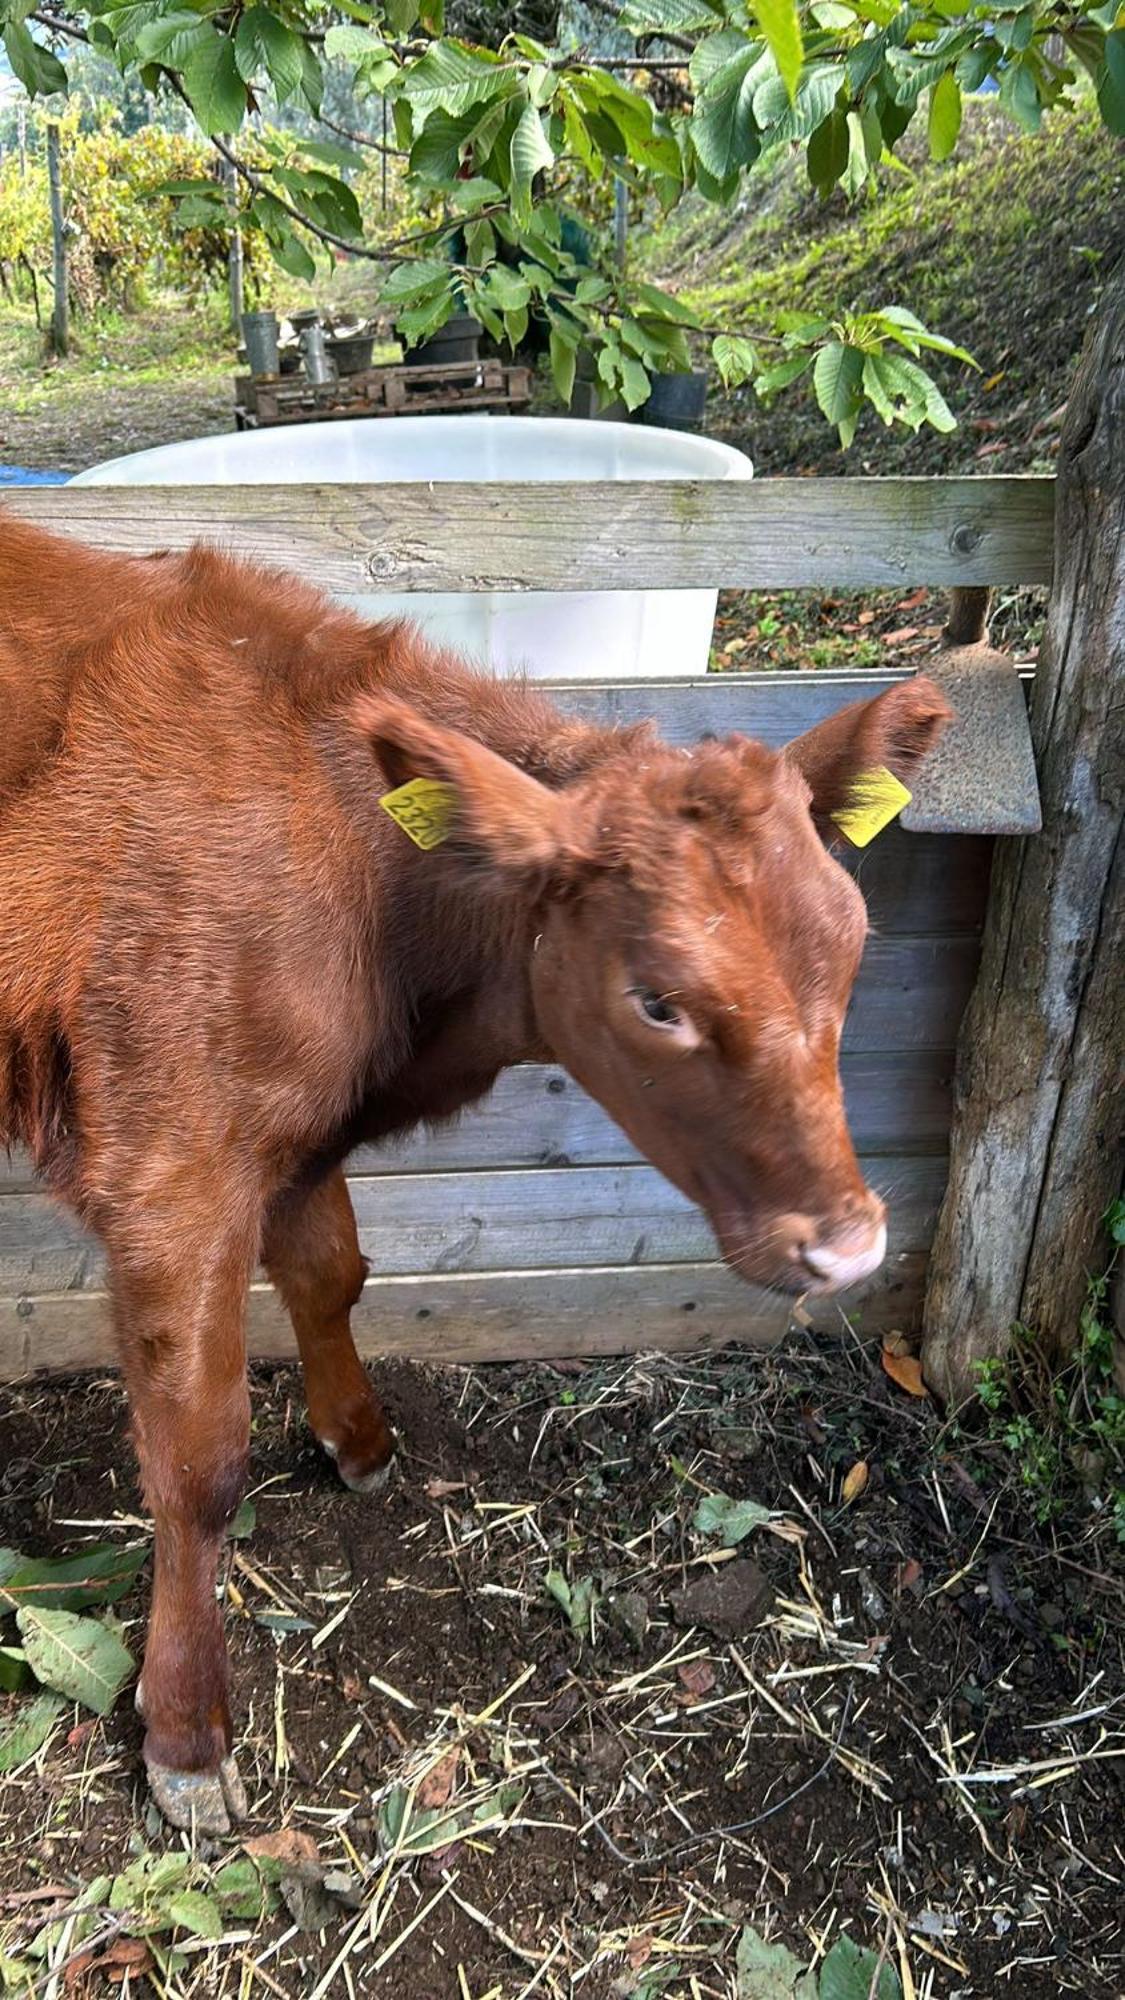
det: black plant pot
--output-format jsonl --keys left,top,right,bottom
{"left": 638, "top": 369, "right": 709, "bottom": 432}
{"left": 403, "top": 313, "right": 482, "bottom": 368}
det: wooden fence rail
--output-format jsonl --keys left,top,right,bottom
{"left": 5, "top": 475, "right": 1055, "bottom": 592}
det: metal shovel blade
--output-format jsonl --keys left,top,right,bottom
{"left": 901, "top": 643, "right": 1042, "bottom": 836}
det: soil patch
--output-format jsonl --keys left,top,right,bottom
{"left": 1, "top": 1340, "right": 1121, "bottom": 1996}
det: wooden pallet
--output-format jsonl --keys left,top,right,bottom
{"left": 235, "top": 357, "right": 533, "bottom": 429}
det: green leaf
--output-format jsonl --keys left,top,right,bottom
{"left": 1098, "top": 30, "right": 1125, "bottom": 137}
{"left": 380, "top": 258, "right": 450, "bottom": 304}
{"left": 2, "top": 22, "right": 68, "bottom": 96}
{"left": 386, "top": 0, "right": 420, "bottom": 34}
{"left": 403, "top": 39, "right": 505, "bottom": 119}
{"left": 464, "top": 217, "right": 496, "bottom": 267}
{"left": 807, "top": 106, "right": 849, "bottom": 190}
{"left": 234, "top": 9, "right": 305, "bottom": 102}
{"left": 509, "top": 101, "right": 554, "bottom": 226}
{"left": 181, "top": 29, "right": 248, "bottom": 136}
{"left": 482, "top": 264, "right": 531, "bottom": 311}
{"left": 619, "top": 354, "right": 650, "bottom": 412}
{"left": 755, "top": 352, "right": 814, "bottom": 396}
{"left": 323, "top": 25, "right": 392, "bottom": 65}
{"left": 16, "top": 1607, "right": 133, "bottom": 1717}
{"left": 214, "top": 1858, "right": 274, "bottom": 1921}
{"left": 0, "top": 1692, "right": 64, "bottom": 1772}
{"left": 0, "top": 1543, "right": 146, "bottom": 1613}
{"left": 753, "top": 0, "right": 804, "bottom": 102}
{"left": 620, "top": 0, "right": 720, "bottom": 29}
{"left": 270, "top": 230, "right": 317, "bottom": 280}
{"left": 998, "top": 56, "right": 1042, "bottom": 133}
{"left": 928, "top": 69, "right": 962, "bottom": 160}
{"left": 229, "top": 1501, "right": 256, "bottom": 1542}
{"left": 712, "top": 334, "right": 758, "bottom": 387}
{"left": 819, "top": 1935, "right": 902, "bottom": 2000}
{"left": 735, "top": 1922, "right": 813, "bottom": 1998}
{"left": 693, "top": 1492, "right": 775, "bottom": 1543}
{"left": 691, "top": 42, "right": 764, "bottom": 179}
{"left": 0, "top": 1646, "right": 33, "bottom": 1694}
{"left": 815, "top": 340, "right": 866, "bottom": 445}
{"left": 395, "top": 290, "right": 455, "bottom": 347}
{"left": 544, "top": 1569, "right": 572, "bottom": 1617}
{"left": 167, "top": 1891, "right": 224, "bottom": 1941}
{"left": 549, "top": 329, "right": 576, "bottom": 406}
{"left": 133, "top": 11, "right": 212, "bottom": 65}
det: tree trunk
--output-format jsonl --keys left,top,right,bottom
{"left": 222, "top": 153, "right": 243, "bottom": 334}
{"left": 46, "top": 122, "right": 68, "bottom": 359}
{"left": 921, "top": 274, "right": 1125, "bottom": 1404}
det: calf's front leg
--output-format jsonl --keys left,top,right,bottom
{"left": 108, "top": 1213, "right": 256, "bottom": 1836}
{"left": 262, "top": 1167, "right": 395, "bottom": 1492}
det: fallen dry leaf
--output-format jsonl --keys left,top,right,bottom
{"left": 897, "top": 1557, "right": 923, "bottom": 1592}
{"left": 895, "top": 588, "right": 928, "bottom": 611}
{"left": 881, "top": 1349, "right": 929, "bottom": 1399}
{"left": 626, "top": 1934, "right": 654, "bottom": 1971}
{"left": 677, "top": 1659, "right": 717, "bottom": 1701}
{"left": 65, "top": 1937, "right": 152, "bottom": 1992}
{"left": 244, "top": 1827, "right": 321, "bottom": 1873}
{"left": 857, "top": 609, "right": 876, "bottom": 626}
{"left": 882, "top": 1329, "right": 911, "bottom": 1358}
{"left": 417, "top": 1748, "right": 460, "bottom": 1809}
{"left": 842, "top": 1461, "right": 869, "bottom": 1505}
{"left": 882, "top": 625, "right": 920, "bottom": 645}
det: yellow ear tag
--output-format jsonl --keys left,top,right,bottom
{"left": 830, "top": 766, "right": 911, "bottom": 848}
{"left": 379, "top": 777, "right": 456, "bottom": 850}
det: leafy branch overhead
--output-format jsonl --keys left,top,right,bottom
{"left": 8, "top": 0, "right": 1124, "bottom": 440}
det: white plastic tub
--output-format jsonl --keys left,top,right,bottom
{"left": 72, "top": 415, "right": 753, "bottom": 680}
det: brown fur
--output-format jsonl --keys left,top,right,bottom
{"left": 0, "top": 517, "right": 950, "bottom": 1803}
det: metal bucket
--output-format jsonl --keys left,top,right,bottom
{"left": 240, "top": 311, "right": 280, "bottom": 378}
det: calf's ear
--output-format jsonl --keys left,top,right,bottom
{"left": 783, "top": 676, "right": 953, "bottom": 834}
{"left": 353, "top": 693, "right": 593, "bottom": 881}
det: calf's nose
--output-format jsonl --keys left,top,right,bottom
{"left": 801, "top": 1220, "right": 887, "bottom": 1290}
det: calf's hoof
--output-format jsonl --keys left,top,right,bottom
{"left": 146, "top": 1754, "right": 248, "bottom": 1837}
{"left": 320, "top": 1428, "right": 396, "bottom": 1496}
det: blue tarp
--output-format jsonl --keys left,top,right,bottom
{"left": 0, "top": 465, "right": 70, "bottom": 486}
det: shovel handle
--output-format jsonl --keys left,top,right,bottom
{"left": 944, "top": 586, "right": 991, "bottom": 648}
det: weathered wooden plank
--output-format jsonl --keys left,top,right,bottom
{"left": 2, "top": 477, "right": 1055, "bottom": 592}
{"left": 0, "top": 1048, "right": 957, "bottom": 1194}
{"left": 0, "top": 1155, "right": 949, "bottom": 1296}
{"left": 0, "top": 1251, "right": 929, "bottom": 1380}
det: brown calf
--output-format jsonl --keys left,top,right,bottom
{"left": 0, "top": 518, "right": 949, "bottom": 1831}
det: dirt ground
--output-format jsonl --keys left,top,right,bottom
{"left": 1, "top": 1338, "right": 1121, "bottom": 1998}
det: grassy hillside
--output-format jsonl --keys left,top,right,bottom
{"left": 648, "top": 97, "right": 1123, "bottom": 477}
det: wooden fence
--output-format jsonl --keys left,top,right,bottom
{"left": 0, "top": 473, "right": 1058, "bottom": 1379}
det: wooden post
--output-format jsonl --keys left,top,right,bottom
{"left": 46, "top": 120, "right": 68, "bottom": 358}
{"left": 921, "top": 275, "right": 1125, "bottom": 1404}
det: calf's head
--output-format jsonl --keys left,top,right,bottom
{"left": 360, "top": 680, "right": 950, "bottom": 1296}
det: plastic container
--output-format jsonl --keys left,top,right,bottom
{"left": 71, "top": 415, "right": 753, "bottom": 680}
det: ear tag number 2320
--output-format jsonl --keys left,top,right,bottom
{"left": 379, "top": 778, "right": 457, "bottom": 851}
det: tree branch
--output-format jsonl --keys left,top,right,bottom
{"left": 315, "top": 110, "right": 408, "bottom": 158}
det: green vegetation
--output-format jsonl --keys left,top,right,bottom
{"left": 2, "top": 0, "right": 1124, "bottom": 442}
{"left": 655, "top": 95, "right": 1121, "bottom": 463}
{"left": 972, "top": 1200, "right": 1125, "bottom": 1542}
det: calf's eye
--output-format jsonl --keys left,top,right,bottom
{"left": 631, "top": 987, "right": 682, "bottom": 1030}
